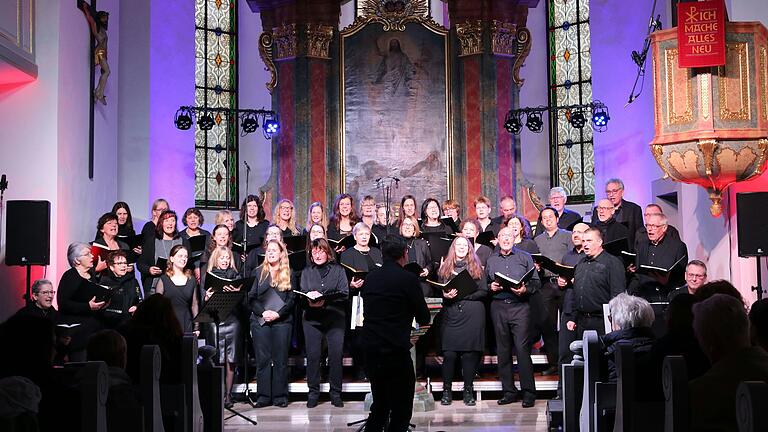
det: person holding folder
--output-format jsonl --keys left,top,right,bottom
{"left": 436, "top": 236, "right": 488, "bottom": 406}
{"left": 485, "top": 227, "right": 540, "bottom": 408}
{"left": 248, "top": 240, "right": 295, "bottom": 408}
{"left": 137, "top": 210, "right": 189, "bottom": 295}
{"left": 300, "top": 239, "right": 349, "bottom": 408}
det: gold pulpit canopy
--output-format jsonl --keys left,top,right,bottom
{"left": 650, "top": 22, "right": 768, "bottom": 217}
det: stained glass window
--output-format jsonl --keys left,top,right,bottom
{"left": 194, "top": 0, "right": 238, "bottom": 209}
{"left": 547, "top": 0, "right": 594, "bottom": 203}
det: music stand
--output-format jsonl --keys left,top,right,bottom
{"left": 193, "top": 290, "right": 257, "bottom": 426}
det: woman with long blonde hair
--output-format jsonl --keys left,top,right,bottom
{"left": 305, "top": 201, "right": 328, "bottom": 233}
{"left": 248, "top": 239, "right": 295, "bottom": 407}
{"left": 436, "top": 236, "right": 487, "bottom": 406}
{"left": 273, "top": 198, "right": 301, "bottom": 236}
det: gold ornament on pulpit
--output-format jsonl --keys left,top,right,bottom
{"left": 650, "top": 18, "right": 768, "bottom": 217}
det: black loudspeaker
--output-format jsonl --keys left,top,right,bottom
{"left": 5, "top": 200, "right": 51, "bottom": 266}
{"left": 737, "top": 192, "right": 768, "bottom": 257}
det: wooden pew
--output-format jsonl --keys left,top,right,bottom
{"left": 662, "top": 355, "right": 688, "bottom": 432}
{"left": 579, "top": 330, "right": 602, "bottom": 432}
{"left": 54, "top": 361, "right": 109, "bottom": 432}
{"left": 736, "top": 381, "right": 768, "bottom": 432}
{"left": 562, "top": 340, "right": 584, "bottom": 432}
{"left": 182, "top": 335, "right": 205, "bottom": 432}
{"left": 613, "top": 342, "right": 664, "bottom": 432}
{"left": 197, "top": 345, "right": 224, "bottom": 432}
{"left": 141, "top": 345, "right": 165, "bottom": 432}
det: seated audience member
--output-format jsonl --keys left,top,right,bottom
{"left": 16, "top": 279, "right": 60, "bottom": 323}
{"left": 749, "top": 299, "right": 768, "bottom": 352}
{"left": 601, "top": 293, "right": 656, "bottom": 382}
{"left": 636, "top": 293, "right": 710, "bottom": 401}
{"left": 120, "top": 294, "right": 183, "bottom": 385}
{"left": 689, "top": 294, "right": 768, "bottom": 432}
{"left": 87, "top": 330, "right": 142, "bottom": 432}
{"left": 668, "top": 260, "right": 707, "bottom": 301}
{"left": 693, "top": 279, "right": 744, "bottom": 305}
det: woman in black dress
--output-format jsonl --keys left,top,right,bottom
{"left": 300, "top": 239, "right": 349, "bottom": 408}
{"left": 399, "top": 216, "right": 432, "bottom": 295}
{"left": 155, "top": 245, "right": 199, "bottom": 334}
{"left": 100, "top": 250, "right": 142, "bottom": 329}
{"left": 201, "top": 246, "right": 243, "bottom": 408}
{"left": 248, "top": 240, "right": 296, "bottom": 408}
{"left": 137, "top": 210, "right": 188, "bottom": 295}
{"left": 93, "top": 212, "right": 131, "bottom": 276}
{"left": 112, "top": 201, "right": 143, "bottom": 256}
{"left": 57, "top": 242, "right": 107, "bottom": 361}
{"left": 327, "top": 193, "right": 359, "bottom": 250}
{"left": 232, "top": 195, "right": 270, "bottom": 254}
{"left": 420, "top": 197, "right": 452, "bottom": 235}
{"left": 437, "top": 236, "right": 488, "bottom": 406}
{"left": 180, "top": 207, "right": 211, "bottom": 280}
{"left": 273, "top": 199, "right": 301, "bottom": 237}
{"left": 460, "top": 219, "right": 494, "bottom": 267}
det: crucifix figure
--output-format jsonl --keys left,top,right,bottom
{"left": 79, "top": 1, "right": 110, "bottom": 105}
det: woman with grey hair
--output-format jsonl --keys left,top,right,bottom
{"left": 58, "top": 242, "right": 108, "bottom": 361}
{"left": 601, "top": 293, "right": 656, "bottom": 381}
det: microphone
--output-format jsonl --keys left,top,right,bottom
{"left": 0, "top": 174, "right": 7, "bottom": 191}
{"left": 244, "top": 161, "right": 251, "bottom": 170}
{"left": 393, "top": 177, "right": 400, "bottom": 182}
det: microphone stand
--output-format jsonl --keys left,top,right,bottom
{"left": 244, "top": 162, "right": 251, "bottom": 198}
{"left": 374, "top": 176, "right": 400, "bottom": 236}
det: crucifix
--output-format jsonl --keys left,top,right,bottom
{"left": 78, "top": 0, "right": 110, "bottom": 179}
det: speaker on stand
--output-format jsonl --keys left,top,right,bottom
{"left": 4, "top": 199, "right": 51, "bottom": 304}
{"left": 736, "top": 192, "right": 768, "bottom": 300}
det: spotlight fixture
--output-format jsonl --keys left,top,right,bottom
{"left": 197, "top": 112, "right": 215, "bottom": 131}
{"left": 591, "top": 103, "right": 610, "bottom": 131}
{"left": 525, "top": 111, "right": 544, "bottom": 133}
{"left": 264, "top": 117, "right": 280, "bottom": 136}
{"left": 570, "top": 110, "right": 586, "bottom": 129}
{"left": 174, "top": 107, "right": 193, "bottom": 130}
{"left": 241, "top": 113, "right": 259, "bottom": 135}
{"left": 504, "top": 111, "right": 523, "bottom": 134}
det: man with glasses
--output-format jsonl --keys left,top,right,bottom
{"left": 668, "top": 260, "right": 708, "bottom": 301}
{"left": 629, "top": 213, "right": 689, "bottom": 301}
{"left": 634, "top": 204, "right": 680, "bottom": 251}
{"left": 533, "top": 187, "right": 583, "bottom": 236}
{"left": 592, "top": 198, "right": 631, "bottom": 247}
{"left": 592, "top": 178, "right": 643, "bottom": 246}
{"left": 558, "top": 222, "right": 589, "bottom": 368}
{"left": 16, "top": 279, "right": 60, "bottom": 323}
{"left": 492, "top": 195, "right": 533, "bottom": 238}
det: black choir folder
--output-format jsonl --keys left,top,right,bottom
{"left": 440, "top": 216, "right": 460, "bottom": 233}
{"left": 295, "top": 290, "right": 347, "bottom": 302}
{"left": 203, "top": 272, "right": 255, "bottom": 292}
{"left": 117, "top": 234, "right": 143, "bottom": 249}
{"left": 327, "top": 235, "right": 357, "bottom": 250}
{"left": 187, "top": 235, "right": 207, "bottom": 257}
{"left": 232, "top": 241, "right": 259, "bottom": 255}
{"left": 75, "top": 280, "right": 115, "bottom": 303}
{"left": 475, "top": 231, "right": 497, "bottom": 248}
{"left": 283, "top": 234, "right": 307, "bottom": 252}
{"left": 603, "top": 237, "right": 636, "bottom": 266}
{"left": 340, "top": 262, "right": 375, "bottom": 282}
{"left": 531, "top": 253, "right": 575, "bottom": 280}
{"left": 494, "top": 267, "right": 536, "bottom": 290}
{"left": 404, "top": 262, "right": 426, "bottom": 277}
{"left": 427, "top": 269, "right": 477, "bottom": 300}
{"left": 637, "top": 256, "right": 687, "bottom": 284}
{"left": 420, "top": 232, "right": 452, "bottom": 261}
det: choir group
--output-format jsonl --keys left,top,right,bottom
{"left": 29, "top": 177, "right": 702, "bottom": 410}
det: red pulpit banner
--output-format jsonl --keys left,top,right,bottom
{"left": 677, "top": 0, "right": 726, "bottom": 68}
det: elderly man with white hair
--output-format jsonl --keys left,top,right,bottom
{"left": 689, "top": 294, "right": 768, "bottom": 432}
{"left": 601, "top": 293, "right": 656, "bottom": 381}
{"left": 628, "top": 212, "right": 689, "bottom": 301}
{"left": 533, "top": 187, "right": 583, "bottom": 236}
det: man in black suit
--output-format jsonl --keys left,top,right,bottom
{"left": 592, "top": 178, "right": 643, "bottom": 246}
{"left": 361, "top": 235, "right": 430, "bottom": 432}
{"left": 591, "top": 198, "right": 630, "bottom": 246}
{"left": 634, "top": 204, "right": 680, "bottom": 251}
{"left": 533, "top": 187, "right": 582, "bottom": 236}
{"left": 629, "top": 213, "right": 688, "bottom": 301}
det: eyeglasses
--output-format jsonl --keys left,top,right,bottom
{"left": 605, "top": 188, "right": 622, "bottom": 195}
{"left": 597, "top": 206, "right": 614, "bottom": 210}
{"left": 686, "top": 272, "right": 706, "bottom": 279}
{"left": 645, "top": 223, "right": 666, "bottom": 229}
{"left": 38, "top": 290, "right": 55, "bottom": 296}
{"left": 112, "top": 261, "right": 128, "bottom": 266}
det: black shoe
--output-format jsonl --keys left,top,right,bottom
{"left": 522, "top": 395, "right": 536, "bottom": 408}
{"left": 307, "top": 395, "right": 319, "bottom": 408}
{"left": 440, "top": 391, "right": 452, "bottom": 405}
{"left": 254, "top": 400, "right": 271, "bottom": 408}
{"left": 224, "top": 397, "right": 234, "bottom": 409}
{"left": 463, "top": 387, "right": 476, "bottom": 406}
{"left": 331, "top": 397, "right": 344, "bottom": 408}
{"left": 497, "top": 393, "right": 520, "bottom": 405}
{"left": 274, "top": 400, "right": 288, "bottom": 408}
{"left": 541, "top": 366, "right": 559, "bottom": 376}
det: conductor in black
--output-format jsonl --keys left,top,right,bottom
{"left": 361, "top": 235, "right": 430, "bottom": 432}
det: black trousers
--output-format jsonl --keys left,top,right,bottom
{"left": 251, "top": 320, "right": 292, "bottom": 403}
{"left": 491, "top": 300, "right": 535, "bottom": 396}
{"left": 576, "top": 314, "right": 606, "bottom": 339}
{"left": 364, "top": 349, "right": 415, "bottom": 432}
{"left": 442, "top": 350, "right": 481, "bottom": 391}
{"left": 529, "top": 282, "right": 561, "bottom": 365}
{"left": 303, "top": 319, "right": 345, "bottom": 397}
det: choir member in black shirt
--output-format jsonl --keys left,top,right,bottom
{"left": 214, "top": 209, "right": 236, "bottom": 232}
{"left": 58, "top": 242, "right": 107, "bottom": 361}
{"left": 373, "top": 203, "right": 393, "bottom": 239}
{"left": 232, "top": 194, "right": 270, "bottom": 253}
{"left": 93, "top": 212, "right": 131, "bottom": 275}
{"left": 112, "top": 201, "right": 142, "bottom": 256}
{"left": 360, "top": 235, "right": 430, "bottom": 431}
{"left": 140, "top": 198, "right": 169, "bottom": 245}
{"left": 442, "top": 198, "right": 462, "bottom": 234}
{"left": 156, "top": 245, "right": 199, "bottom": 334}
{"left": 460, "top": 219, "right": 494, "bottom": 266}
{"left": 486, "top": 227, "right": 540, "bottom": 408}
{"left": 400, "top": 216, "right": 432, "bottom": 295}
{"left": 16, "top": 279, "right": 60, "bottom": 323}
{"left": 564, "top": 228, "right": 626, "bottom": 338}
{"left": 420, "top": 197, "right": 453, "bottom": 235}
{"left": 273, "top": 198, "right": 301, "bottom": 236}
{"left": 248, "top": 240, "right": 296, "bottom": 408}
{"left": 396, "top": 194, "right": 419, "bottom": 228}
{"left": 474, "top": 195, "right": 501, "bottom": 234}
{"left": 629, "top": 213, "right": 689, "bottom": 301}
{"left": 533, "top": 187, "right": 583, "bottom": 236}
{"left": 300, "top": 239, "right": 349, "bottom": 408}
{"left": 100, "top": 250, "right": 142, "bottom": 329}
{"left": 437, "top": 236, "right": 488, "bottom": 406}
{"left": 359, "top": 195, "right": 378, "bottom": 234}
{"left": 327, "top": 193, "right": 360, "bottom": 248}
{"left": 634, "top": 204, "right": 681, "bottom": 251}
{"left": 304, "top": 201, "right": 328, "bottom": 235}
{"left": 557, "top": 223, "right": 589, "bottom": 370}
{"left": 592, "top": 198, "right": 631, "bottom": 246}
{"left": 492, "top": 196, "right": 533, "bottom": 238}
{"left": 591, "top": 178, "right": 644, "bottom": 246}
{"left": 244, "top": 225, "right": 284, "bottom": 277}
{"left": 180, "top": 207, "right": 211, "bottom": 244}
{"left": 507, "top": 215, "right": 540, "bottom": 255}
{"left": 137, "top": 210, "right": 189, "bottom": 294}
